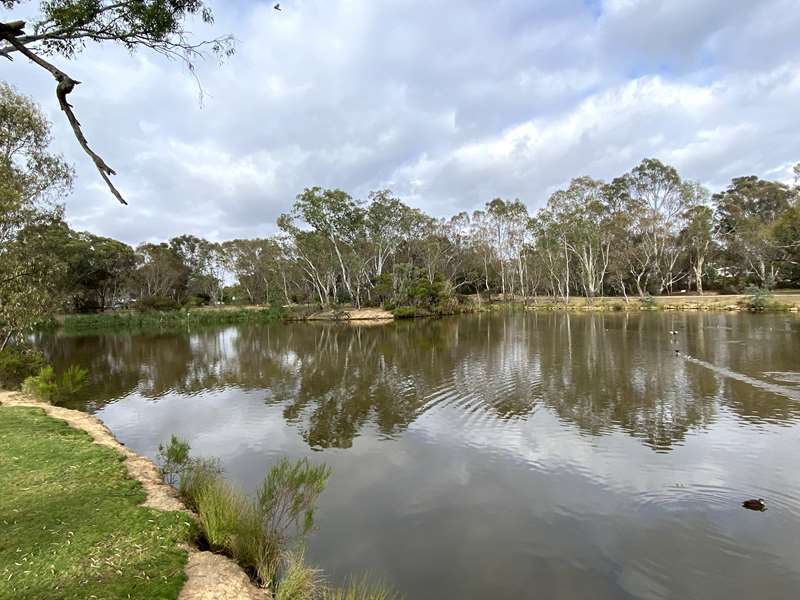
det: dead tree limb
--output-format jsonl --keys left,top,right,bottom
{"left": 1, "top": 21, "right": 127, "bottom": 205}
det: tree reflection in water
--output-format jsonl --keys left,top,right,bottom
{"left": 37, "top": 312, "right": 800, "bottom": 451}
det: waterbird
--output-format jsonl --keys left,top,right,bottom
{"left": 674, "top": 349, "right": 680, "bottom": 355}
{"left": 669, "top": 330, "right": 679, "bottom": 335}
{"left": 742, "top": 498, "right": 767, "bottom": 511}
{"left": 274, "top": 3, "right": 281, "bottom": 10}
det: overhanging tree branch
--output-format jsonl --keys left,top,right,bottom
{"left": 1, "top": 22, "right": 127, "bottom": 204}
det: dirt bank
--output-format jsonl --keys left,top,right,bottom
{"left": 0, "top": 390, "right": 269, "bottom": 600}
{"left": 304, "top": 307, "right": 395, "bottom": 321}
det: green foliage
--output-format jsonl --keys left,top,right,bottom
{"left": 137, "top": 295, "right": 181, "bottom": 312}
{"left": 2, "top": 1, "right": 233, "bottom": 60}
{"left": 323, "top": 577, "right": 400, "bottom": 600}
{"left": 194, "top": 477, "right": 253, "bottom": 551}
{"left": 177, "top": 457, "right": 224, "bottom": 511}
{"left": 0, "top": 406, "right": 190, "bottom": 599}
{"left": 158, "top": 439, "right": 331, "bottom": 590}
{"left": 157, "top": 434, "right": 192, "bottom": 486}
{"left": 257, "top": 457, "right": 332, "bottom": 565}
{"left": 1, "top": 83, "right": 74, "bottom": 344}
{"left": 61, "top": 307, "right": 287, "bottom": 332}
{"left": 639, "top": 293, "right": 657, "bottom": 309}
{"left": 22, "top": 364, "right": 88, "bottom": 404}
{"left": 0, "top": 346, "right": 46, "bottom": 389}
{"left": 274, "top": 552, "right": 322, "bottom": 600}
{"left": 745, "top": 286, "right": 772, "bottom": 311}
{"left": 392, "top": 306, "right": 431, "bottom": 319}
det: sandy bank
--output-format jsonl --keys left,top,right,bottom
{"left": 0, "top": 390, "right": 268, "bottom": 600}
{"left": 304, "top": 307, "right": 395, "bottom": 321}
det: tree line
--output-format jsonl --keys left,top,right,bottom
{"left": 2, "top": 79, "right": 799, "bottom": 348}
{"left": 28, "top": 160, "right": 800, "bottom": 315}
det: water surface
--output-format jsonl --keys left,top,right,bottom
{"left": 39, "top": 312, "right": 800, "bottom": 599}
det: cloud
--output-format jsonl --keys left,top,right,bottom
{"left": 2, "top": 0, "right": 798, "bottom": 244}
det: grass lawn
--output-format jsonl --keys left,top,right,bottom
{"left": 0, "top": 406, "right": 192, "bottom": 600}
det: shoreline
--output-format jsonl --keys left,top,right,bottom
{"left": 0, "top": 390, "right": 268, "bottom": 600}
{"left": 520, "top": 293, "right": 800, "bottom": 313}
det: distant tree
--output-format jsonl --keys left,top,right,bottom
{"left": 618, "top": 159, "right": 703, "bottom": 294}
{"left": 284, "top": 188, "right": 365, "bottom": 305}
{"left": 545, "top": 177, "right": 611, "bottom": 301}
{"left": 0, "top": 1, "right": 233, "bottom": 204}
{"left": 681, "top": 205, "right": 715, "bottom": 295}
{"left": 714, "top": 176, "right": 798, "bottom": 288}
{"left": 170, "top": 235, "right": 223, "bottom": 303}
{"left": 133, "top": 242, "right": 188, "bottom": 301}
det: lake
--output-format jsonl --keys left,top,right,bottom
{"left": 37, "top": 311, "right": 800, "bottom": 600}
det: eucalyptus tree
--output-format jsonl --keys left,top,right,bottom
{"left": 682, "top": 205, "right": 715, "bottom": 294}
{"left": 169, "top": 235, "right": 223, "bottom": 302}
{"left": 0, "top": 82, "right": 73, "bottom": 349}
{"left": 285, "top": 188, "right": 366, "bottom": 305}
{"left": 221, "top": 238, "right": 289, "bottom": 305}
{"left": 618, "top": 159, "right": 702, "bottom": 294}
{"left": 278, "top": 214, "right": 339, "bottom": 306}
{"left": 714, "top": 176, "right": 798, "bottom": 288}
{"left": 529, "top": 209, "right": 571, "bottom": 302}
{"left": 469, "top": 209, "right": 498, "bottom": 293}
{"left": 364, "top": 190, "right": 423, "bottom": 278}
{"left": 546, "top": 177, "right": 611, "bottom": 301}
{"left": 133, "top": 242, "right": 188, "bottom": 301}
{"left": 0, "top": 1, "right": 233, "bottom": 204}
{"left": 60, "top": 230, "right": 136, "bottom": 310}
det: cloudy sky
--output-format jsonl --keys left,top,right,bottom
{"left": 3, "top": 0, "right": 799, "bottom": 245}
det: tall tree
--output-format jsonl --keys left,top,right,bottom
{"left": 714, "top": 176, "right": 798, "bottom": 288}
{"left": 0, "top": 82, "right": 72, "bottom": 349}
{"left": 619, "top": 159, "right": 702, "bottom": 294}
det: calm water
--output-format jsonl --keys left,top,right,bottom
{"left": 38, "top": 312, "right": 800, "bottom": 599}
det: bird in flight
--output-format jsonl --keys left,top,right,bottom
{"left": 274, "top": 3, "right": 281, "bottom": 10}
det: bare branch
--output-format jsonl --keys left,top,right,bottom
{"left": 1, "top": 27, "right": 127, "bottom": 205}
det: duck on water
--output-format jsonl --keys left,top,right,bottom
{"left": 742, "top": 499, "right": 767, "bottom": 511}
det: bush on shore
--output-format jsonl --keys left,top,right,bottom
{"left": 62, "top": 307, "right": 287, "bottom": 332}
{"left": 21, "top": 364, "right": 89, "bottom": 404}
{"left": 0, "top": 346, "right": 46, "bottom": 390}
{"left": 156, "top": 437, "right": 397, "bottom": 599}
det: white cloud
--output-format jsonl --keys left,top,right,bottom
{"left": 2, "top": 0, "right": 798, "bottom": 243}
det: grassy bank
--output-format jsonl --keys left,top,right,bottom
{"left": 0, "top": 406, "right": 192, "bottom": 600}
{"left": 522, "top": 293, "right": 800, "bottom": 313}
{"left": 62, "top": 306, "right": 286, "bottom": 333}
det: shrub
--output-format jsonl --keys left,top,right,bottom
{"left": 22, "top": 364, "right": 88, "bottom": 404}
{"left": 274, "top": 551, "right": 322, "bottom": 600}
{"left": 639, "top": 293, "right": 657, "bottom": 309}
{"left": 155, "top": 437, "right": 331, "bottom": 590}
{"left": 323, "top": 577, "right": 399, "bottom": 600}
{"left": 745, "top": 286, "right": 772, "bottom": 311}
{"left": 392, "top": 306, "right": 430, "bottom": 319}
{"left": 157, "top": 435, "right": 191, "bottom": 486}
{"left": 136, "top": 295, "right": 180, "bottom": 312}
{"left": 256, "top": 457, "right": 332, "bottom": 572}
{"left": 178, "top": 457, "right": 224, "bottom": 511}
{"left": 0, "top": 347, "right": 46, "bottom": 390}
{"left": 183, "top": 295, "right": 209, "bottom": 308}
{"left": 195, "top": 477, "right": 251, "bottom": 551}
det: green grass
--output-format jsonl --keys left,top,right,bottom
{"left": 0, "top": 407, "right": 192, "bottom": 600}
{"left": 62, "top": 307, "right": 286, "bottom": 333}
{"left": 323, "top": 577, "right": 399, "bottom": 600}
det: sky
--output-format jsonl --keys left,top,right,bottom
{"left": 2, "top": 0, "right": 799, "bottom": 246}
